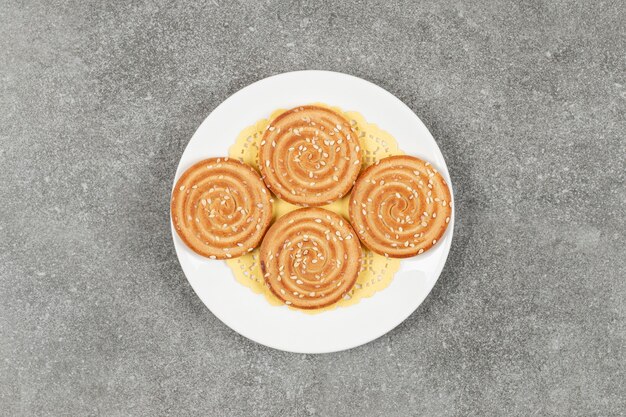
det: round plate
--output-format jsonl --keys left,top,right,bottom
{"left": 171, "top": 71, "right": 454, "bottom": 354}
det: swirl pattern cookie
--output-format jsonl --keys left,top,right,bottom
{"left": 260, "top": 208, "right": 362, "bottom": 309}
{"left": 171, "top": 158, "right": 273, "bottom": 259}
{"left": 258, "top": 105, "right": 362, "bottom": 206}
{"left": 349, "top": 155, "right": 452, "bottom": 258}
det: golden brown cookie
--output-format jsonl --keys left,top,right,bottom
{"left": 260, "top": 208, "right": 362, "bottom": 309}
{"left": 171, "top": 157, "right": 273, "bottom": 259}
{"left": 258, "top": 105, "right": 362, "bottom": 206}
{"left": 349, "top": 155, "right": 452, "bottom": 258}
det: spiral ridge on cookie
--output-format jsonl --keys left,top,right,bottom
{"left": 171, "top": 158, "right": 273, "bottom": 259}
{"left": 259, "top": 105, "right": 362, "bottom": 206}
{"left": 349, "top": 155, "right": 452, "bottom": 258}
{"left": 260, "top": 208, "right": 362, "bottom": 309}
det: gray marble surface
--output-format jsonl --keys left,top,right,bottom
{"left": 1, "top": 0, "right": 625, "bottom": 416}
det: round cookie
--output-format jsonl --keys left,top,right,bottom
{"left": 260, "top": 208, "right": 362, "bottom": 309}
{"left": 171, "top": 157, "right": 273, "bottom": 259}
{"left": 349, "top": 155, "right": 452, "bottom": 258}
{"left": 258, "top": 105, "right": 362, "bottom": 206}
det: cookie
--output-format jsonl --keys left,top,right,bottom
{"left": 258, "top": 105, "right": 362, "bottom": 206}
{"left": 260, "top": 208, "right": 362, "bottom": 309}
{"left": 171, "top": 157, "right": 273, "bottom": 259}
{"left": 349, "top": 155, "right": 452, "bottom": 258}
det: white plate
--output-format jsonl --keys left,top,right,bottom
{"left": 171, "top": 70, "right": 454, "bottom": 354}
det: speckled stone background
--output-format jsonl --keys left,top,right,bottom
{"left": 1, "top": 0, "right": 625, "bottom": 415}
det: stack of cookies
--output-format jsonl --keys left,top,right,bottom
{"left": 172, "top": 105, "right": 452, "bottom": 310}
